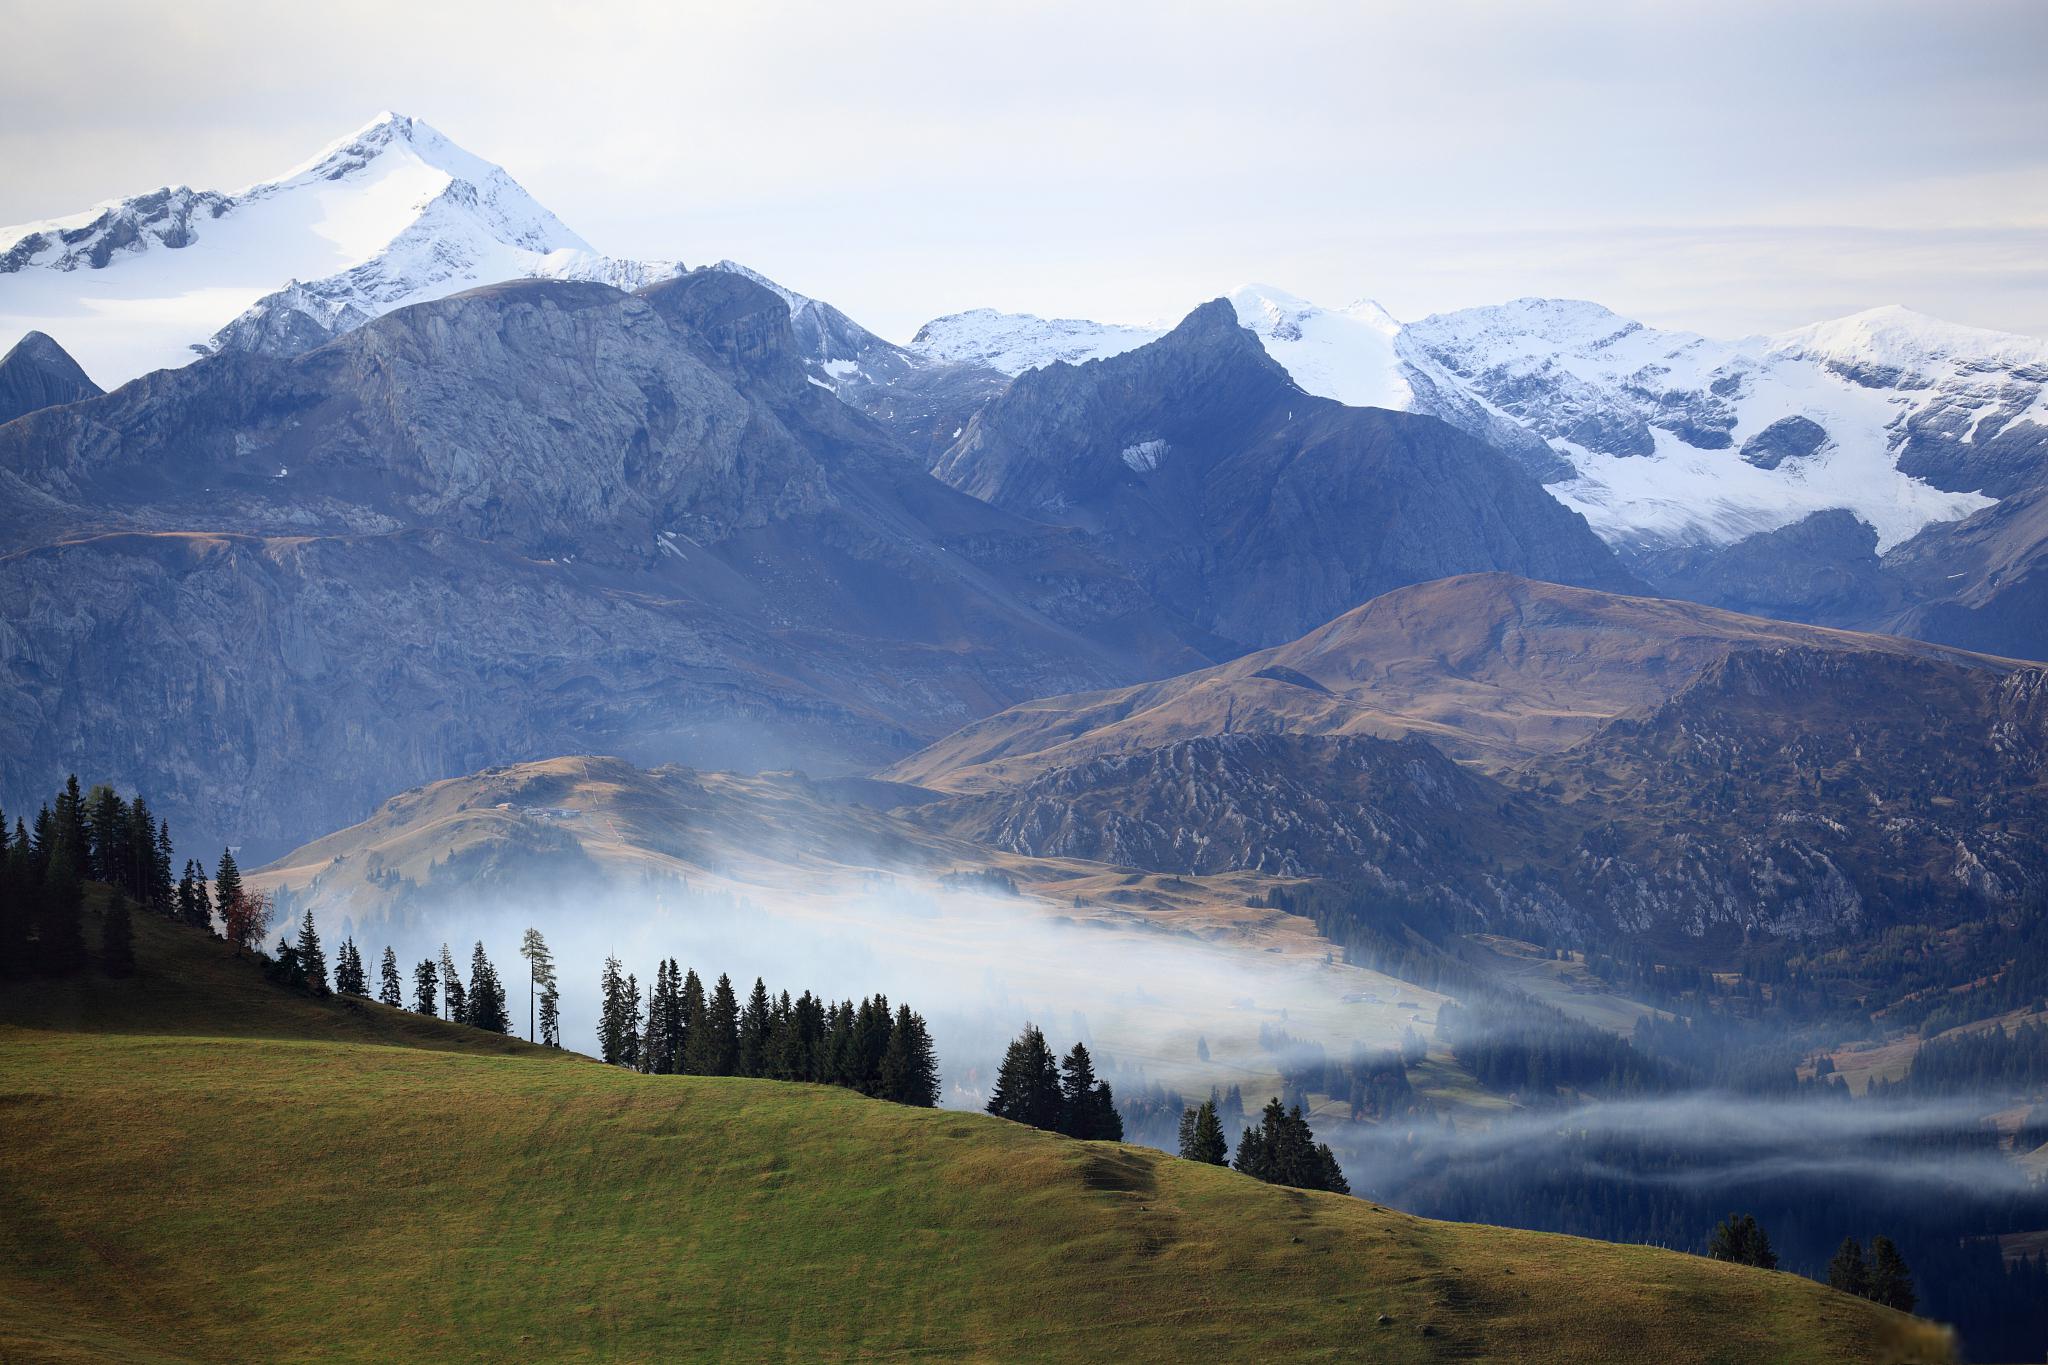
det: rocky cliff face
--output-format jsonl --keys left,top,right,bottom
{"left": 922, "top": 731, "right": 1519, "bottom": 881}
{"left": 1542, "top": 647, "right": 2048, "bottom": 937}
{"left": 930, "top": 301, "right": 1640, "bottom": 649}
{"left": 0, "top": 270, "right": 1207, "bottom": 856}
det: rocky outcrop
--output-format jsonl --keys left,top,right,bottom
{"left": 1630, "top": 510, "right": 1903, "bottom": 626}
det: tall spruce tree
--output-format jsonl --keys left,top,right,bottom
{"left": 212, "top": 849, "right": 243, "bottom": 923}
{"left": 378, "top": 946, "right": 404, "bottom": 1007}
{"left": 878, "top": 1005, "right": 941, "bottom": 1107}
{"left": 739, "top": 977, "right": 773, "bottom": 1077}
{"left": 177, "top": 860, "right": 212, "bottom": 932}
{"left": 151, "top": 820, "right": 175, "bottom": 915}
{"left": 296, "top": 910, "right": 330, "bottom": 995}
{"left": 621, "top": 974, "right": 642, "bottom": 1070}
{"left": 1827, "top": 1237, "right": 1870, "bottom": 1298}
{"left": 438, "top": 944, "right": 465, "bottom": 1023}
{"left": 705, "top": 973, "right": 741, "bottom": 1076}
{"left": 987, "top": 1025, "right": 1063, "bottom": 1131}
{"left": 517, "top": 928, "right": 556, "bottom": 1046}
{"left": 1868, "top": 1237, "right": 1915, "bottom": 1313}
{"left": 598, "top": 954, "right": 631, "bottom": 1064}
{"left": 1058, "top": 1042, "right": 1123, "bottom": 1141}
{"left": 414, "top": 957, "right": 439, "bottom": 1015}
{"left": 334, "top": 938, "right": 367, "bottom": 995}
{"left": 852, "top": 994, "right": 893, "bottom": 1094}
{"left": 539, "top": 973, "right": 561, "bottom": 1048}
{"left": 466, "top": 942, "right": 510, "bottom": 1034}
{"left": 1178, "top": 1099, "right": 1228, "bottom": 1164}
{"left": 678, "top": 969, "right": 707, "bottom": 1072}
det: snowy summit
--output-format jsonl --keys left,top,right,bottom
{"left": 0, "top": 112, "right": 677, "bottom": 385}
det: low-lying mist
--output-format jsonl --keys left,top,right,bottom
{"left": 304, "top": 863, "right": 1443, "bottom": 1109}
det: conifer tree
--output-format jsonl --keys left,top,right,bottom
{"left": 1233, "top": 1098, "right": 1347, "bottom": 1193}
{"left": 638, "top": 978, "right": 661, "bottom": 1074}
{"left": 767, "top": 991, "right": 795, "bottom": 1079}
{"left": 212, "top": 849, "right": 243, "bottom": 923}
{"left": 539, "top": 973, "right": 561, "bottom": 1048}
{"left": 739, "top": 976, "right": 773, "bottom": 1077}
{"left": 49, "top": 778, "right": 89, "bottom": 883}
{"left": 1178, "top": 1099, "right": 1228, "bottom": 1163}
{"left": 438, "top": 944, "right": 465, "bottom": 1023}
{"left": 177, "top": 860, "right": 212, "bottom": 932}
{"left": 517, "top": 928, "right": 556, "bottom": 1045}
{"left": 621, "top": 974, "right": 642, "bottom": 1070}
{"left": 987, "top": 1025, "right": 1063, "bottom": 1131}
{"left": 85, "top": 785, "right": 126, "bottom": 886}
{"left": 1827, "top": 1237, "right": 1870, "bottom": 1298}
{"left": 151, "top": 820, "right": 175, "bottom": 915}
{"left": 1868, "top": 1237, "right": 1915, "bottom": 1313}
{"left": 1707, "top": 1214, "right": 1778, "bottom": 1270}
{"left": 678, "top": 968, "right": 707, "bottom": 1071}
{"left": 100, "top": 893, "right": 135, "bottom": 977}
{"left": 780, "top": 991, "right": 824, "bottom": 1081}
{"left": 705, "top": 973, "right": 741, "bottom": 1076}
{"left": 296, "top": 910, "right": 329, "bottom": 995}
{"left": 878, "top": 1005, "right": 941, "bottom": 1107}
{"left": 1058, "top": 1042, "right": 1123, "bottom": 1141}
{"left": 378, "top": 947, "right": 403, "bottom": 1007}
{"left": 851, "top": 994, "right": 893, "bottom": 1094}
{"left": 333, "top": 938, "right": 367, "bottom": 995}
{"left": 598, "top": 954, "right": 630, "bottom": 1064}
{"left": 465, "top": 942, "right": 510, "bottom": 1033}
{"left": 414, "top": 957, "right": 439, "bottom": 1015}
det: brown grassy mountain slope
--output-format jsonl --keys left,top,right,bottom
{"left": 887, "top": 573, "right": 2017, "bottom": 795}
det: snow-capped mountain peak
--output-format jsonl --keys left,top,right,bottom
{"left": 1769, "top": 304, "right": 2048, "bottom": 382}
{"left": 0, "top": 113, "right": 675, "bottom": 384}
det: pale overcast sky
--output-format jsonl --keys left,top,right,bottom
{"left": 4, "top": 0, "right": 2045, "bottom": 341}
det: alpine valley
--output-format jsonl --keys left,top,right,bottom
{"left": 5, "top": 112, "right": 2046, "bottom": 1363}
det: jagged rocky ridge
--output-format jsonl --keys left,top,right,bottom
{"left": 929, "top": 300, "right": 1639, "bottom": 648}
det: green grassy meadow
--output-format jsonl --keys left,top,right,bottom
{"left": 0, "top": 907, "right": 1955, "bottom": 1362}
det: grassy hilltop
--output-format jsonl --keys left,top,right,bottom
{"left": 0, "top": 908, "right": 1953, "bottom": 1363}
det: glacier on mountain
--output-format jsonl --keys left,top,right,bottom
{"left": 907, "top": 290, "right": 2035, "bottom": 552}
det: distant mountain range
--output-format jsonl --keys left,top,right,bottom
{"left": 3, "top": 113, "right": 2045, "bottom": 855}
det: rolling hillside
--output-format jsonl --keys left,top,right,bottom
{"left": 0, "top": 908, "right": 1953, "bottom": 1363}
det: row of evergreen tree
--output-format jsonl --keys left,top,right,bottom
{"left": 985, "top": 1025, "right": 1123, "bottom": 1140}
{"left": 596, "top": 955, "right": 940, "bottom": 1107}
{"left": 261, "top": 906, "right": 562, "bottom": 1045}
{"left": 0, "top": 777, "right": 277, "bottom": 979}
{"left": 1176, "top": 1093, "right": 1350, "bottom": 1193}
{"left": 1709, "top": 1214, "right": 1917, "bottom": 1312}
